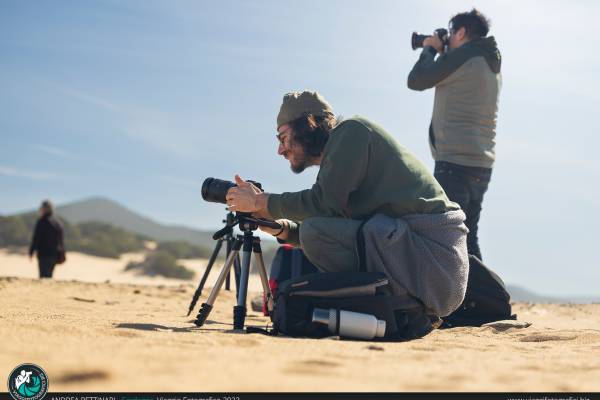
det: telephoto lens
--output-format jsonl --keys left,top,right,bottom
{"left": 201, "top": 177, "right": 263, "bottom": 204}
{"left": 312, "top": 308, "right": 386, "bottom": 340}
{"left": 201, "top": 178, "right": 236, "bottom": 204}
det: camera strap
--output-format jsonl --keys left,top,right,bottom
{"left": 246, "top": 324, "right": 278, "bottom": 336}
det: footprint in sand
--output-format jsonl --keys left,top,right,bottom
{"left": 519, "top": 333, "right": 577, "bottom": 342}
{"left": 54, "top": 370, "right": 110, "bottom": 384}
{"left": 230, "top": 337, "right": 261, "bottom": 348}
{"left": 114, "top": 330, "right": 141, "bottom": 338}
{"left": 284, "top": 359, "right": 341, "bottom": 375}
{"left": 69, "top": 297, "right": 96, "bottom": 303}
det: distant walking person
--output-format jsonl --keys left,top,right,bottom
{"left": 407, "top": 9, "right": 501, "bottom": 260}
{"left": 29, "top": 200, "right": 65, "bottom": 278}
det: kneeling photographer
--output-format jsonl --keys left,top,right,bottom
{"left": 224, "top": 91, "right": 469, "bottom": 319}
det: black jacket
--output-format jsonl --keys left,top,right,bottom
{"left": 29, "top": 213, "right": 64, "bottom": 258}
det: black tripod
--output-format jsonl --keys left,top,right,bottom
{"left": 193, "top": 213, "right": 279, "bottom": 330}
{"left": 186, "top": 212, "right": 241, "bottom": 317}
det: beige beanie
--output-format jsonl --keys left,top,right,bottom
{"left": 276, "top": 91, "right": 334, "bottom": 129}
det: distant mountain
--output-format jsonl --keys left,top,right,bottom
{"left": 55, "top": 197, "right": 216, "bottom": 247}
{"left": 506, "top": 284, "right": 600, "bottom": 304}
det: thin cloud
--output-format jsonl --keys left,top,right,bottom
{"left": 0, "top": 166, "right": 57, "bottom": 180}
{"left": 42, "top": 79, "right": 207, "bottom": 160}
{"left": 48, "top": 82, "right": 121, "bottom": 113}
{"left": 122, "top": 108, "right": 209, "bottom": 160}
{"left": 32, "top": 144, "right": 127, "bottom": 174}
{"left": 34, "top": 145, "right": 75, "bottom": 159}
{"left": 160, "top": 174, "right": 201, "bottom": 188}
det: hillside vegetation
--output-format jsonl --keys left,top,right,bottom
{"left": 1, "top": 201, "right": 279, "bottom": 279}
{"left": 0, "top": 213, "right": 147, "bottom": 258}
{"left": 0, "top": 214, "right": 209, "bottom": 260}
{"left": 125, "top": 250, "right": 195, "bottom": 280}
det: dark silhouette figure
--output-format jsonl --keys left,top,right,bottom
{"left": 29, "top": 200, "right": 65, "bottom": 278}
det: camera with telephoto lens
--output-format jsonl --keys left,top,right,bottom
{"left": 411, "top": 28, "right": 448, "bottom": 50}
{"left": 201, "top": 177, "right": 262, "bottom": 204}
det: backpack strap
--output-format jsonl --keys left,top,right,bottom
{"left": 356, "top": 219, "right": 370, "bottom": 272}
{"left": 290, "top": 249, "right": 304, "bottom": 278}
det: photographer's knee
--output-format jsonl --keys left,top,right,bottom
{"left": 299, "top": 217, "right": 321, "bottom": 257}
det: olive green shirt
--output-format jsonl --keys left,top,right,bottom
{"left": 268, "top": 116, "right": 459, "bottom": 244}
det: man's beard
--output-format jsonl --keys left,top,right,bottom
{"left": 289, "top": 148, "right": 312, "bottom": 174}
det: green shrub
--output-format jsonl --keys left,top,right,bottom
{"left": 0, "top": 214, "right": 37, "bottom": 247}
{"left": 125, "top": 250, "right": 195, "bottom": 280}
{"left": 156, "top": 240, "right": 212, "bottom": 259}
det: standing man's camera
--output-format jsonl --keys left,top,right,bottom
{"left": 411, "top": 28, "right": 448, "bottom": 50}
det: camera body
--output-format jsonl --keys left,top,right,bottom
{"left": 201, "top": 177, "right": 262, "bottom": 204}
{"left": 411, "top": 28, "right": 449, "bottom": 50}
{"left": 201, "top": 177, "right": 280, "bottom": 236}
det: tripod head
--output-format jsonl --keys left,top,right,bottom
{"left": 212, "top": 212, "right": 281, "bottom": 240}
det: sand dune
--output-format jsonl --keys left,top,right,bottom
{"left": 1, "top": 251, "right": 599, "bottom": 392}
{"left": 0, "top": 249, "right": 264, "bottom": 290}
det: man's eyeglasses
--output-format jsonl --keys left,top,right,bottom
{"left": 276, "top": 130, "right": 292, "bottom": 147}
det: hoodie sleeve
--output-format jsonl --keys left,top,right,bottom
{"left": 407, "top": 45, "right": 477, "bottom": 91}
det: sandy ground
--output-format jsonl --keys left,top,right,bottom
{"left": 1, "top": 250, "right": 600, "bottom": 392}
{"left": 0, "top": 249, "right": 263, "bottom": 290}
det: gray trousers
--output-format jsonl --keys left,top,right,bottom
{"left": 299, "top": 217, "right": 362, "bottom": 273}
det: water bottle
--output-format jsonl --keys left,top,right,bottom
{"left": 312, "top": 308, "right": 386, "bottom": 340}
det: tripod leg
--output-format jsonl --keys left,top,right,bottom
{"left": 186, "top": 238, "right": 223, "bottom": 316}
{"left": 233, "top": 254, "right": 241, "bottom": 296}
{"left": 194, "top": 240, "right": 242, "bottom": 327}
{"left": 225, "top": 234, "right": 232, "bottom": 291}
{"left": 253, "top": 240, "right": 274, "bottom": 315}
{"left": 233, "top": 233, "right": 253, "bottom": 330}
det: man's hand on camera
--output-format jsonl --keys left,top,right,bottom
{"left": 226, "top": 175, "right": 272, "bottom": 218}
{"left": 423, "top": 33, "right": 444, "bottom": 53}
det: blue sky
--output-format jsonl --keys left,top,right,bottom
{"left": 1, "top": 0, "right": 599, "bottom": 297}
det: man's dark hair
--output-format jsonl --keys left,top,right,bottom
{"left": 289, "top": 114, "right": 337, "bottom": 157}
{"left": 40, "top": 199, "right": 53, "bottom": 215}
{"left": 449, "top": 9, "right": 490, "bottom": 39}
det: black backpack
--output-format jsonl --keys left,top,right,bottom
{"left": 268, "top": 244, "right": 319, "bottom": 295}
{"left": 441, "top": 255, "right": 516, "bottom": 328}
{"left": 262, "top": 245, "right": 319, "bottom": 315}
{"left": 270, "top": 272, "right": 433, "bottom": 341}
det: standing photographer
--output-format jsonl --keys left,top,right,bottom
{"left": 407, "top": 9, "right": 501, "bottom": 261}
{"left": 225, "top": 91, "right": 470, "bottom": 318}
{"left": 29, "top": 199, "right": 65, "bottom": 278}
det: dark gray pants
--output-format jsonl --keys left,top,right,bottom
{"left": 434, "top": 161, "right": 492, "bottom": 261}
{"left": 299, "top": 217, "right": 362, "bottom": 273}
{"left": 38, "top": 256, "right": 57, "bottom": 278}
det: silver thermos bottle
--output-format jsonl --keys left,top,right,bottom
{"left": 312, "top": 308, "right": 386, "bottom": 340}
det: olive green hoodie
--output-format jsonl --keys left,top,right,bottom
{"left": 408, "top": 36, "right": 502, "bottom": 168}
{"left": 268, "top": 116, "right": 459, "bottom": 243}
